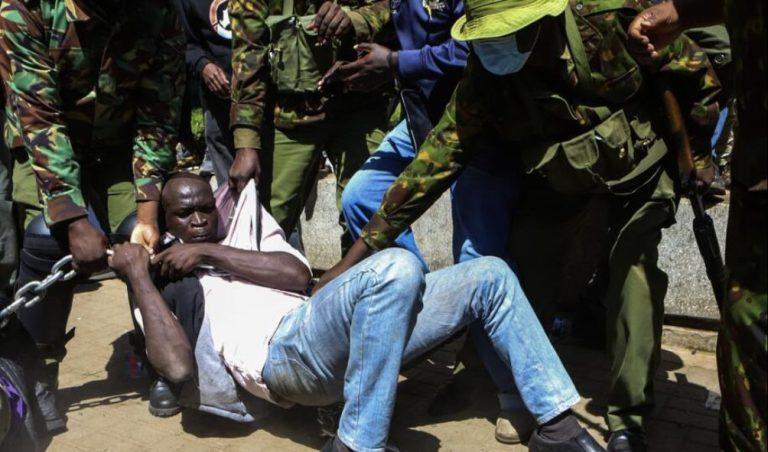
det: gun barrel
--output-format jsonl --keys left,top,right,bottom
{"left": 691, "top": 204, "right": 727, "bottom": 309}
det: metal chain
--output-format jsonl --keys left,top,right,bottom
{"left": 0, "top": 250, "right": 113, "bottom": 328}
{"left": 0, "top": 254, "right": 77, "bottom": 328}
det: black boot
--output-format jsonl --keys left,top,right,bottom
{"left": 528, "top": 428, "right": 605, "bottom": 452}
{"left": 320, "top": 436, "right": 353, "bottom": 452}
{"left": 33, "top": 344, "right": 67, "bottom": 435}
{"left": 149, "top": 378, "right": 181, "bottom": 417}
{"left": 607, "top": 429, "right": 647, "bottom": 452}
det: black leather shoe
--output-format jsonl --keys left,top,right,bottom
{"left": 148, "top": 378, "right": 181, "bottom": 417}
{"left": 34, "top": 347, "right": 68, "bottom": 434}
{"left": 607, "top": 429, "right": 647, "bottom": 452}
{"left": 528, "top": 428, "right": 606, "bottom": 452}
{"left": 320, "top": 436, "right": 353, "bottom": 452}
{"left": 319, "top": 436, "right": 400, "bottom": 452}
{"left": 34, "top": 379, "right": 67, "bottom": 434}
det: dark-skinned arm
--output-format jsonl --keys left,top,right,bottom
{"left": 627, "top": 0, "right": 724, "bottom": 63}
{"left": 109, "top": 243, "right": 194, "bottom": 384}
{"left": 155, "top": 243, "right": 311, "bottom": 293}
{"left": 315, "top": 59, "right": 491, "bottom": 292}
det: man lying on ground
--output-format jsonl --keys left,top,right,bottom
{"left": 108, "top": 173, "right": 603, "bottom": 452}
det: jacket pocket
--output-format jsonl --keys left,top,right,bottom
{"left": 525, "top": 109, "right": 666, "bottom": 195}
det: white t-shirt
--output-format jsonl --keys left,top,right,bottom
{"left": 198, "top": 184, "right": 311, "bottom": 406}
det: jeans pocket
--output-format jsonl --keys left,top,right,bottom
{"left": 264, "top": 357, "right": 333, "bottom": 406}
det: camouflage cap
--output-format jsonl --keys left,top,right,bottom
{"left": 451, "top": 0, "right": 568, "bottom": 41}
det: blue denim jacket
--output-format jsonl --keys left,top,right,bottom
{"left": 392, "top": 0, "right": 469, "bottom": 110}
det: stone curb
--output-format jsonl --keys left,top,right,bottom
{"left": 662, "top": 325, "right": 719, "bottom": 353}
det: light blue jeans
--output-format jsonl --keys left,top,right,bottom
{"left": 262, "top": 249, "right": 580, "bottom": 452}
{"left": 341, "top": 119, "right": 522, "bottom": 400}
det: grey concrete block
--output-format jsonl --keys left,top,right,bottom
{"left": 301, "top": 175, "right": 727, "bottom": 321}
{"left": 659, "top": 199, "right": 727, "bottom": 320}
{"left": 300, "top": 175, "right": 454, "bottom": 271}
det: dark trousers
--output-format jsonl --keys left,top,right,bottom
{"left": 201, "top": 90, "right": 235, "bottom": 188}
{"left": 159, "top": 276, "right": 205, "bottom": 349}
{"left": 0, "top": 114, "right": 17, "bottom": 302}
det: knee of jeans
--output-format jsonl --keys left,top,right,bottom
{"left": 469, "top": 256, "right": 519, "bottom": 297}
{"left": 370, "top": 248, "right": 425, "bottom": 292}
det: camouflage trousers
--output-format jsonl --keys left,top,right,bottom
{"left": 718, "top": 183, "right": 767, "bottom": 452}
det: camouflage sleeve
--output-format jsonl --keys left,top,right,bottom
{"left": 360, "top": 61, "right": 490, "bottom": 250}
{"left": 348, "top": 0, "right": 392, "bottom": 43}
{"left": 648, "top": 22, "right": 723, "bottom": 169}
{"left": 230, "top": 0, "right": 270, "bottom": 151}
{"left": 0, "top": 1, "right": 86, "bottom": 226}
{"left": 132, "top": 5, "right": 185, "bottom": 203}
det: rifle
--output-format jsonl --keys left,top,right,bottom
{"left": 659, "top": 83, "right": 728, "bottom": 310}
{"left": 394, "top": 76, "right": 433, "bottom": 152}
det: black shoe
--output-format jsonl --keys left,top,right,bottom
{"left": 320, "top": 436, "right": 353, "bottom": 452}
{"left": 528, "top": 428, "right": 605, "bottom": 452}
{"left": 148, "top": 378, "right": 181, "bottom": 417}
{"left": 319, "top": 436, "right": 399, "bottom": 452}
{"left": 33, "top": 379, "right": 67, "bottom": 434}
{"left": 317, "top": 403, "right": 344, "bottom": 438}
{"left": 34, "top": 347, "right": 68, "bottom": 435}
{"left": 607, "top": 429, "right": 647, "bottom": 452}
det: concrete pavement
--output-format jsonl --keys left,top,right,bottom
{"left": 46, "top": 279, "right": 721, "bottom": 451}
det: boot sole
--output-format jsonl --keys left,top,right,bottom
{"left": 149, "top": 405, "right": 182, "bottom": 418}
{"left": 495, "top": 432, "right": 523, "bottom": 445}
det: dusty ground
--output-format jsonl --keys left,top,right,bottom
{"left": 44, "top": 279, "right": 721, "bottom": 451}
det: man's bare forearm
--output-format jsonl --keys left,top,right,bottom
{"left": 200, "top": 245, "right": 311, "bottom": 293}
{"left": 127, "top": 269, "right": 194, "bottom": 383}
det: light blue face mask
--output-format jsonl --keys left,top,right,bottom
{"left": 471, "top": 30, "right": 539, "bottom": 76}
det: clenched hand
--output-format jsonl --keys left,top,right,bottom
{"left": 627, "top": 2, "right": 683, "bottom": 64}
{"left": 229, "top": 147, "right": 261, "bottom": 193}
{"left": 153, "top": 243, "right": 210, "bottom": 281}
{"left": 309, "top": 1, "right": 353, "bottom": 46}
{"left": 67, "top": 218, "right": 109, "bottom": 274}
{"left": 109, "top": 242, "right": 151, "bottom": 281}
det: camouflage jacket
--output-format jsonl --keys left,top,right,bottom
{"left": 229, "top": 0, "right": 391, "bottom": 151}
{"left": 360, "top": 0, "right": 723, "bottom": 250}
{"left": 0, "top": 0, "right": 184, "bottom": 226}
{"left": 724, "top": 0, "right": 766, "bottom": 190}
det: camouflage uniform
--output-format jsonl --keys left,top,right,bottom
{"left": 230, "top": 0, "right": 391, "bottom": 237}
{"left": 718, "top": 0, "right": 767, "bottom": 450}
{"left": 360, "top": 0, "right": 722, "bottom": 432}
{"left": 0, "top": 0, "right": 184, "bottom": 229}
{"left": 0, "top": 0, "right": 184, "bottom": 431}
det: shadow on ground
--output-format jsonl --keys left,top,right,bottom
{"left": 57, "top": 332, "right": 147, "bottom": 415}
